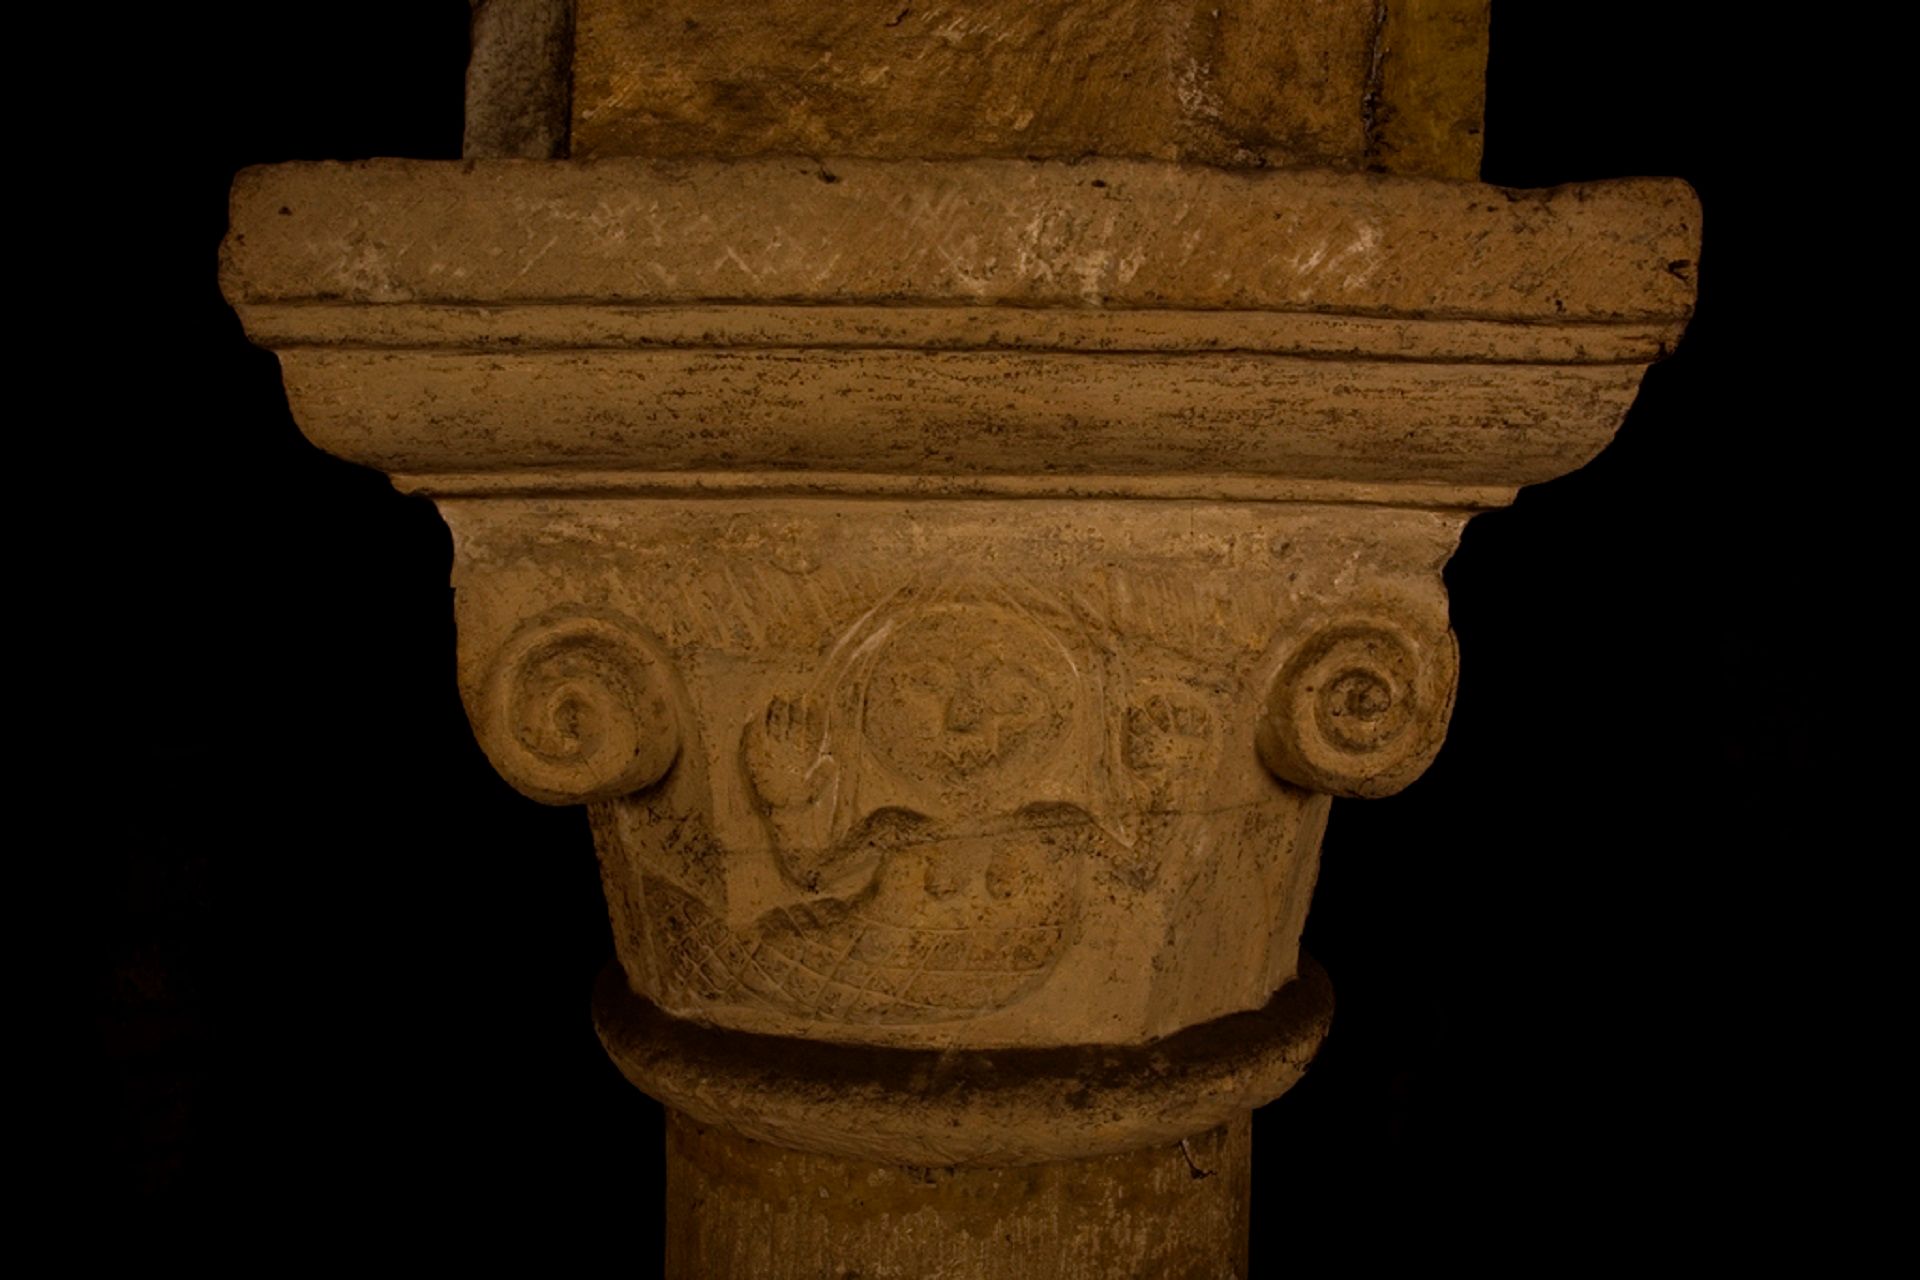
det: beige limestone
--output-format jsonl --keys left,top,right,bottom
{"left": 665, "top": 1112, "right": 1254, "bottom": 1279}
{"left": 462, "top": 498, "right": 1428, "bottom": 1049}
{"left": 596, "top": 959, "right": 1332, "bottom": 1165}
{"left": 1372, "top": 0, "right": 1492, "bottom": 180}
{"left": 223, "top": 159, "right": 1696, "bottom": 503}
{"left": 572, "top": 0, "right": 1379, "bottom": 168}
{"left": 464, "top": 0, "right": 573, "bottom": 159}
{"left": 224, "top": 158, "right": 1693, "bottom": 319}
{"left": 570, "top": 1, "right": 1493, "bottom": 178}
{"left": 223, "top": 155, "right": 1694, "bottom": 1055}
{"left": 226, "top": 56, "right": 1695, "bottom": 1260}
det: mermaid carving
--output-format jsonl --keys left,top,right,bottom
{"left": 635, "top": 579, "right": 1129, "bottom": 1026}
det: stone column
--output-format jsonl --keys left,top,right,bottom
{"left": 221, "top": 5, "right": 1696, "bottom": 1275}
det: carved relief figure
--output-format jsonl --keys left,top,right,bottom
{"left": 640, "top": 579, "right": 1130, "bottom": 1025}
{"left": 465, "top": 527, "right": 1458, "bottom": 1042}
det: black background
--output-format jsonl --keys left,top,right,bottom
{"left": 84, "top": 2, "right": 1829, "bottom": 1265}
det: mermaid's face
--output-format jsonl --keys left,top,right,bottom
{"left": 860, "top": 605, "right": 1079, "bottom": 790}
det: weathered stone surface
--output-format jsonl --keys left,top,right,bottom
{"left": 1373, "top": 0, "right": 1491, "bottom": 180}
{"left": 229, "top": 7, "right": 1695, "bottom": 1270}
{"left": 665, "top": 1111, "right": 1253, "bottom": 1279}
{"left": 467, "top": 501, "right": 1430, "bottom": 1049}
{"left": 474, "top": 608, "right": 681, "bottom": 804}
{"left": 572, "top": 0, "right": 1380, "bottom": 168}
{"left": 222, "top": 154, "right": 1694, "bottom": 1052}
{"left": 231, "top": 302, "right": 1686, "bottom": 366}
{"left": 224, "top": 157, "right": 1698, "bottom": 320}
{"left": 599, "top": 963, "right": 1330, "bottom": 1164}
{"left": 568, "top": 0, "right": 1493, "bottom": 179}
{"left": 464, "top": 0, "right": 572, "bottom": 159}
{"left": 222, "top": 158, "right": 1696, "bottom": 501}
{"left": 265, "top": 349, "right": 1651, "bottom": 493}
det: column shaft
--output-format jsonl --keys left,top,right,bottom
{"left": 665, "top": 1111, "right": 1253, "bottom": 1280}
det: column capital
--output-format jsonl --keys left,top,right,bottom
{"left": 223, "top": 153, "right": 1693, "bottom": 1057}
{"left": 222, "top": 140, "right": 1695, "bottom": 1270}
{"left": 222, "top": 156, "right": 1695, "bottom": 504}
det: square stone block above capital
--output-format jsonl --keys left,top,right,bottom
{"left": 222, "top": 154, "right": 1696, "bottom": 1053}
{"left": 233, "top": 9, "right": 1700, "bottom": 1270}
{"left": 568, "top": 0, "right": 1491, "bottom": 178}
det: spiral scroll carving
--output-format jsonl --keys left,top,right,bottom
{"left": 475, "top": 610, "right": 681, "bottom": 806}
{"left": 1256, "top": 613, "right": 1458, "bottom": 799}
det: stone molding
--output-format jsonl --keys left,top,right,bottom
{"left": 594, "top": 958, "right": 1332, "bottom": 1166}
{"left": 221, "top": 153, "right": 1696, "bottom": 1067}
{"left": 222, "top": 158, "right": 1697, "bottom": 505}
{"left": 227, "top": 8, "right": 1700, "bottom": 1268}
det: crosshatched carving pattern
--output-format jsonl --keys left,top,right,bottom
{"left": 445, "top": 501, "right": 1457, "bottom": 1048}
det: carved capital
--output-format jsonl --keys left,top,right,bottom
{"left": 470, "top": 609, "right": 680, "bottom": 805}
{"left": 224, "top": 154, "right": 1694, "bottom": 1050}
{"left": 221, "top": 6, "right": 1703, "bottom": 1269}
{"left": 1257, "top": 610, "right": 1459, "bottom": 799}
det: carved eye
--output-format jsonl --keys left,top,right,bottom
{"left": 860, "top": 606, "right": 1078, "bottom": 783}
{"left": 978, "top": 662, "right": 1046, "bottom": 719}
{"left": 886, "top": 659, "right": 950, "bottom": 695}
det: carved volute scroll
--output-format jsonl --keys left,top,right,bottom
{"left": 223, "top": 2, "right": 1701, "bottom": 1269}
{"left": 1257, "top": 609, "right": 1460, "bottom": 799}
{"left": 440, "top": 501, "right": 1419, "bottom": 1051}
{"left": 470, "top": 608, "right": 680, "bottom": 805}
